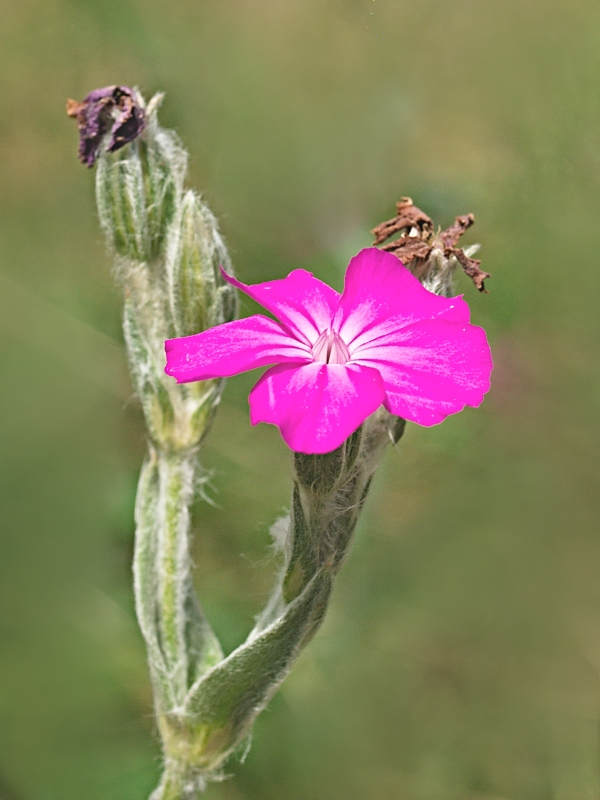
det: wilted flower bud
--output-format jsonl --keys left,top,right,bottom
{"left": 66, "top": 85, "right": 146, "bottom": 168}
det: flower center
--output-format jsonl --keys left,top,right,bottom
{"left": 311, "top": 329, "right": 350, "bottom": 365}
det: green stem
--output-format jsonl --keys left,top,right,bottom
{"left": 134, "top": 445, "right": 221, "bottom": 717}
{"left": 155, "top": 449, "right": 196, "bottom": 706}
{"left": 133, "top": 450, "right": 175, "bottom": 709}
{"left": 150, "top": 762, "right": 196, "bottom": 800}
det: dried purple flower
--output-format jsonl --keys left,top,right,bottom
{"left": 66, "top": 85, "right": 146, "bottom": 167}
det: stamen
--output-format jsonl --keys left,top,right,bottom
{"left": 311, "top": 330, "right": 350, "bottom": 364}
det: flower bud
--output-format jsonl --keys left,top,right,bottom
{"left": 141, "top": 111, "right": 187, "bottom": 260}
{"left": 92, "top": 93, "right": 186, "bottom": 262}
{"left": 95, "top": 141, "right": 150, "bottom": 261}
{"left": 166, "top": 190, "right": 237, "bottom": 337}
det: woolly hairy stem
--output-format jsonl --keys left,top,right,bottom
{"left": 133, "top": 447, "right": 195, "bottom": 713}
{"left": 161, "top": 415, "right": 406, "bottom": 785}
{"left": 134, "top": 450, "right": 176, "bottom": 709}
{"left": 283, "top": 413, "right": 406, "bottom": 613}
{"left": 156, "top": 449, "right": 195, "bottom": 706}
{"left": 134, "top": 411, "right": 403, "bottom": 798}
{"left": 255, "top": 413, "right": 404, "bottom": 636}
{"left": 150, "top": 763, "right": 195, "bottom": 800}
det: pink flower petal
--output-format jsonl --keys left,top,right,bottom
{"left": 221, "top": 268, "right": 340, "bottom": 346}
{"left": 334, "top": 248, "right": 471, "bottom": 351}
{"left": 165, "top": 315, "right": 311, "bottom": 383}
{"left": 249, "top": 361, "right": 386, "bottom": 454}
{"left": 352, "top": 319, "right": 493, "bottom": 425}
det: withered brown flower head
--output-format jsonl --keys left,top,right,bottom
{"left": 66, "top": 86, "right": 146, "bottom": 168}
{"left": 372, "top": 197, "right": 491, "bottom": 292}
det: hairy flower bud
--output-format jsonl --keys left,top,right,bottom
{"left": 94, "top": 98, "right": 186, "bottom": 262}
{"left": 141, "top": 109, "right": 188, "bottom": 260}
{"left": 167, "top": 191, "right": 237, "bottom": 338}
{"left": 95, "top": 141, "right": 149, "bottom": 261}
{"left": 69, "top": 87, "right": 238, "bottom": 451}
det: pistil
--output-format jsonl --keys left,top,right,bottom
{"left": 311, "top": 329, "right": 350, "bottom": 364}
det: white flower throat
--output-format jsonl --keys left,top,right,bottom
{"left": 311, "top": 329, "right": 350, "bottom": 365}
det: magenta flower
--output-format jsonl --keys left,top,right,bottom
{"left": 164, "top": 248, "right": 492, "bottom": 454}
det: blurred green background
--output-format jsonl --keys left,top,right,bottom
{"left": 1, "top": 0, "right": 600, "bottom": 797}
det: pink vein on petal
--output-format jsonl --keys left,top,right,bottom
{"left": 164, "top": 314, "right": 311, "bottom": 383}
{"left": 220, "top": 267, "right": 340, "bottom": 345}
{"left": 352, "top": 319, "right": 493, "bottom": 426}
{"left": 334, "top": 248, "right": 471, "bottom": 351}
{"left": 249, "top": 361, "right": 386, "bottom": 453}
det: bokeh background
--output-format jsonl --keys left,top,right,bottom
{"left": 1, "top": 0, "right": 600, "bottom": 797}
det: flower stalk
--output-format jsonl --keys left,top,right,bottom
{"left": 69, "top": 87, "right": 490, "bottom": 798}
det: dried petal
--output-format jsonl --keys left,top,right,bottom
{"left": 380, "top": 235, "right": 433, "bottom": 262}
{"left": 66, "top": 85, "right": 146, "bottom": 167}
{"left": 373, "top": 200, "right": 492, "bottom": 294}
{"left": 440, "top": 213, "right": 475, "bottom": 248}
{"left": 371, "top": 197, "right": 433, "bottom": 245}
{"left": 452, "top": 248, "right": 491, "bottom": 292}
